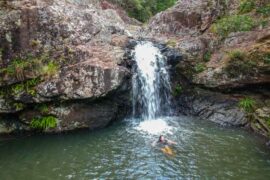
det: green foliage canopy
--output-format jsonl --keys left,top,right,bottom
{"left": 108, "top": 0, "right": 177, "bottom": 22}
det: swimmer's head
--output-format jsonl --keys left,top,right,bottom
{"left": 159, "top": 135, "right": 165, "bottom": 142}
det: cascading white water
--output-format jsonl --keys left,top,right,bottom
{"left": 132, "top": 41, "right": 171, "bottom": 121}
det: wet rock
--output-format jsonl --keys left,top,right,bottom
{"left": 176, "top": 89, "right": 248, "bottom": 127}
{"left": 0, "top": 117, "right": 29, "bottom": 134}
{"left": 250, "top": 107, "right": 270, "bottom": 138}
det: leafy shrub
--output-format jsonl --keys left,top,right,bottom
{"left": 11, "top": 84, "right": 24, "bottom": 95}
{"left": 228, "top": 50, "right": 246, "bottom": 60}
{"left": 11, "top": 78, "right": 40, "bottom": 96}
{"left": 256, "top": 4, "right": 270, "bottom": 16}
{"left": 259, "top": 19, "right": 269, "bottom": 28}
{"left": 30, "top": 116, "right": 57, "bottom": 130}
{"left": 239, "top": 0, "right": 255, "bottom": 14}
{"left": 194, "top": 63, "right": 206, "bottom": 73}
{"left": 173, "top": 84, "right": 183, "bottom": 96}
{"left": 108, "top": 0, "right": 177, "bottom": 22}
{"left": 203, "top": 51, "right": 212, "bottom": 62}
{"left": 211, "top": 15, "right": 255, "bottom": 38}
{"left": 25, "top": 78, "right": 40, "bottom": 96}
{"left": 238, "top": 97, "right": 256, "bottom": 112}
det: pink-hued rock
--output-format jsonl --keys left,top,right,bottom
{"left": 0, "top": 0, "right": 133, "bottom": 133}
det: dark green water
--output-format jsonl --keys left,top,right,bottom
{"left": 0, "top": 116, "right": 270, "bottom": 179}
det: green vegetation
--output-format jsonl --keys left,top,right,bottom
{"left": 0, "top": 52, "right": 60, "bottom": 81}
{"left": 266, "top": 117, "right": 270, "bottom": 127}
{"left": 11, "top": 84, "right": 24, "bottom": 95}
{"left": 256, "top": 4, "right": 270, "bottom": 16}
{"left": 259, "top": 19, "right": 269, "bottom": 27}
{"left": 13, "top": 102, "right": 24, "bottom": 111}
{"left": 238, "top": 97, "right": 256, "bottom": 112}
{"left": 41, "top": 61, "right": 59, "bottom": 77}
{"left": 25, "top": 78, "right": 40, "bottom": 96}
{"left": 108, "top": 0, "right": 177, "bottom": 22}
{"left": 211, "top": 15, "right": 255, "bottom": 38}
{"left": 239, "top": 0, "right": 255, "bottom": 14}
{"left": 30, "top": 116, "right": 57, "bottom": 130}
{"left": 173, "top": 84, "right": 183, "bottom": 96}
{"left": 203, "top": 51, "right": 212, "bottom": 62}
{"left": 225, "top": 50, "right": 257, "bottom": 78}
{"left": 11, "top": 78, "right": 40, "bottom": 96}
{"left": 228, "top": 50, "right": 245, "bottom": 60}
{"left": 194, "top": 63, "right": 206, "bottom": 73}
{"left": 30, "top": 40, "right": 41, "bottom": 47}
{"left": 5, "top": 58, "right": 29, "bottom": 79}
{"left": 36, "top": 104, "right": 49, "bottom": 114}
{"left": 264, "top": 53, "right": 270, "bottom": 64}
{"left": 0, "top": 90, "right": 4, "bottom": 98}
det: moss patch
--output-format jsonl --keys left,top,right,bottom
{"left": 173, "top": 84, "right": 183, "bottom": 97}
{"left": 0, "top": 53, "right": 60, "bottom": 81}
{"left": 203, "top": 51, "right": 212, "bottom": 62}
{"left": 166, "top": 39, "right": 177, "bottom": 48}
{"left": 194, "top": 63, "right": 206, "bottom": 73}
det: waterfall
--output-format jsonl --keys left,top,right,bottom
{"left": 132, "top": 41, "right": 171, "bottom": 120}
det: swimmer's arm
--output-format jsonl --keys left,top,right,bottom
{"left": 167, "top": 140, "right": 177, "bottom": 145}
{"left": 151, "top": 141, "right": 157, "bottom": 147}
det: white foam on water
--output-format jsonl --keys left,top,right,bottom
{"left": 135, "top": 118, "right": 173, "bottom": 135}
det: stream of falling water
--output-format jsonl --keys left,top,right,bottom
{"left": 132, "top": 41, "right": 171, "bottom": 120}
{"left": 131, "top": 41, "right": 172, "bottom": 134}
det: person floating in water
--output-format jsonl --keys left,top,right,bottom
{"left": 152, "top": 135, "right": 177, "bottom": 156}
{"left": 158, "top": 135, "right": 177, "bottom": 145}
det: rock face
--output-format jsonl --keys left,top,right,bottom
{"left": 194, "top": 29, "right": 270, "bottom": 89}
{"left": 147, "top": 0, "right": 270, "bottom": 139}
{"left": 0, "top": 0, "right": 137, "bottom": 134}
{"left": 176, "top": 89, "right": 248, "bottom": 126}
{"left": 147, "top": 0, "right": 238, "bottom": 36}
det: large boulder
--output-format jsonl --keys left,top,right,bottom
{"left": 147, "top": 0, "right": 237, "bottom": 37}
{"left": 0, "top": 0, "right": 135, "bottom": 134}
